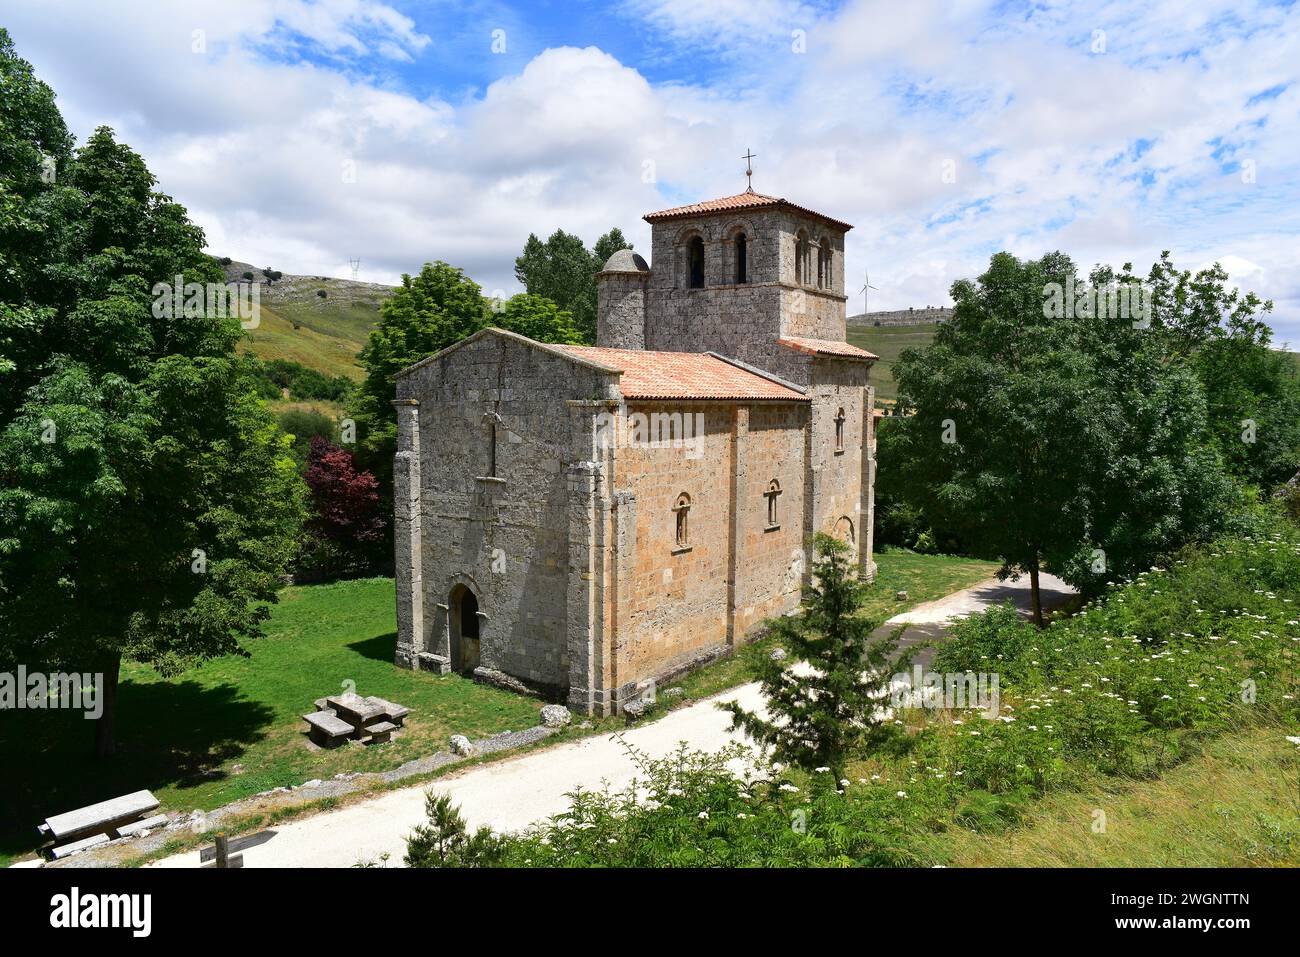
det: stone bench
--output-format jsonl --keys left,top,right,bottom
{"left": 366, "top": 720, "right": 398, "bottom": 744}
{"left": 303, "top": 710, "right": 354, "bottom": 748}
{"left": 38, "top": 789, "right": 161, "bottom": 846}
{"left": 364, "top": 696, "right": 410, "bottom": 726}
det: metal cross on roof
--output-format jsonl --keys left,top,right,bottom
{"left": 742, "top": 148, "right": 756, "bottom": 192}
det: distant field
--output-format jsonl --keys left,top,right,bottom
{"left": 846, "top": 323, "right": 940, "bottom": 401}
{"left": 239, "top": 301, "right": 373, "bottom": 381}
{"left": 269, "top": 299, "right": 382, "bottom": 349}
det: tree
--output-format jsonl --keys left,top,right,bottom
{"left": 303, "top": 436, "right": 385, "bottom": 557}
{"left": 514, "top": 227, "right": 631, "bottom": 342}
{"left": 721, "top": 534, "right": 907, "bottom": 778}
{"left": 0, "top": 33, "right": 305, "bottom": 756}
{"left": 351, "top": 261, "right": 492, "bottom": 490}
{"left": 889, "top": 251, "right": 1233, "bottom": 622}
{"left": 493, "top": 292, "right": 583, "bottom": 345}
{"left": 405, "top": 792, "right": 505, "bottom": 867}
{"left": 1133, "top": 253, "right": 1298, "bottom": 489}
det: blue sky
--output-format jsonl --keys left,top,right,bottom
{"left": 5, "top": 0, "right": 1299, "bottom": 342}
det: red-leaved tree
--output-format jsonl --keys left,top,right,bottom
{"left": 301, "top": 436, "right": 386, "bottom": 576}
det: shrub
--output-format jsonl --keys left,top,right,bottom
{"left": 722, "top": 533, "right": 909, "bottom": 777}
{"left": 277, "top": 407, "right": 335, "bottom": 464}
{"left": 405, "top": 793, "right": 505, "bottom": 867}
{"left": 429, "top": 742, "right": 925, "bottom": 868}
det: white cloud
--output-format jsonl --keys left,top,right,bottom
{"left": 4, "top": 0, "right": 1297, "bottom": 342}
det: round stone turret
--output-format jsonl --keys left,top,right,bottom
{"left": 596, "top": 249, "right": 650, "bottom": 349}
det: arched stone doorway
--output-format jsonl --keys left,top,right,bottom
{"left": 448, "top": 584, "right": 481, "bottom": 674}
{"left": 833, "top": 516, "right": 856, "bottom": 546}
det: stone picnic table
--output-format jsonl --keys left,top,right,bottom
{"left": 302, "top": 693, "right": 409, "bottom": 748}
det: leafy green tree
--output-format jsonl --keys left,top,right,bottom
{"left": 493, "top": 292, "right": 582, "bottom": 344}
{"left": 1130, "top": 253, "right": 1297, "bottom": 489}
{"left": 405, "top": 792, "right": 505, "bottom": 867}
{"left": 722, "top": 534, "right": 906, "bottom": 778}
{"left": 514, "top": 227, "right": 631, "bottom": 342}
{"left": 890, "top": 251, "right": 1232, "bottom": 622}
{"left": 351, "top": 261, "right": 491, "bottom": 484}
{"left": 353, "top": 265, "right": 586, "bottom": 496}
{"left": 0, "top": 34, "right": 304, "bottom": 756}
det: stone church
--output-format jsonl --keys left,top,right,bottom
{"left": 392, "top": 189, "right": 879, "bottom": 714}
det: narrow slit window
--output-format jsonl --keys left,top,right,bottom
{"left": 765, "top": 479, "right": 782, "bottom": 527}
{"left": 735, "top": 233, "right": 747, "bottom": 284}
{"left": 674, "top": 493, "right": 691, "bottom": 547}
{"left": 834, "top": 407, "right": 846, "bottom": 452}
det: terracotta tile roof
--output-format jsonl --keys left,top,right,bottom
{"left": 643, "top": 191, "right": 853, "bottom": 232}
{"left": 778, "top": 336, "right": 879, "bottom": 360}
{"left": 558, "top": 345, "right": 808, "bottom": 402}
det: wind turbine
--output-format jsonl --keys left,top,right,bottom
{"left": 859, "top": 270, "right": 878, "bottom": 317}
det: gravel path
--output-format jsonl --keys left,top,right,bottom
{"left": 149, "top": 569, "right": 1074, "bottom": 869}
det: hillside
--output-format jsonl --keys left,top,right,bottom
{"left": 846, "top": 322, "right": 940, "bottom": 402}
{"left": 217, "top": 258, "right": 393, "bottom": 380}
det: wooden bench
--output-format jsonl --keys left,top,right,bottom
{"left": 366, "top": 720, "right": 398, "bottom": 744}
{"left": 303, "top": 710, "right": 354, "bottom": 748}
{"left": 364, "top": 696, "right": 410, "bottom": 727}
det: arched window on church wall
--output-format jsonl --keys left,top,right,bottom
{"left": 765, "top": 479, "right": 782, "bottom": 528}
{"left": 674, "top": 492, "right": 692, "bottom": 548}
{"left": 735, "top": 233, "right": 747, "bottom": 284}
{"left": 795, "top": 231, "right": 809, "bottom": 285}
{"left": 687, "top": 236, "right": 705, "bottom": 289}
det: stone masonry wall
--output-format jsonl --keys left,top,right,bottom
{"left": 639, "top": 206, "right": 848, "bottom": 383}
{"left": 393, "top": 334, "right": 617, "bottom": 695}
{"left": 613, "top": 402, "right": 735, "bottom": 692}
{"left": 596, "top": 270, "right": 648, "bottom": 349}
{"left": 610, "top": 399, "right": 807, "bottom": 702}
{"left": 803, "top": 359, "right": 871, "bottom": 568}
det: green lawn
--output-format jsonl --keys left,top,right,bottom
{"left": 0, "top": 577, "right": 539, "bottom": 865}
{"left": 846, "top": 323, "right": 940, "bottom": 402}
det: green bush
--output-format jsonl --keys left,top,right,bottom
{"left": 278, "top": 407, "right": 335, "bottom": 465}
